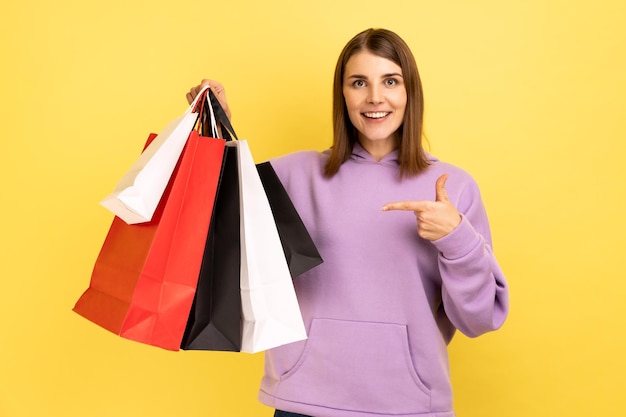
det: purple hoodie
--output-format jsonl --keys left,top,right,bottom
{"left": 259, "top": 143, "right": 509, "bottom": 417}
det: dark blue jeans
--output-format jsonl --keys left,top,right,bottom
{"left": 274, "top": 410, "right": 313, "bottom": 417}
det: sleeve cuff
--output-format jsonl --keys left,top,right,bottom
{"left": 431, "top": 215, "right": 482, "bottom": 260}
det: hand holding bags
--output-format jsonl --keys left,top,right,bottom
{"left": 74, "top": 88, "right": 226, "bottom": 350}
{"left": 75, "top": 88, "right": 322, "bottom": 352}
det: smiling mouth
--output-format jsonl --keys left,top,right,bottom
{"left": 363, "top": 112, "right": 390, "bottom": 119}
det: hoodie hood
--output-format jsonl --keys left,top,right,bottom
{"left": 350, "top": 141, "right": 439, "bottom": 165}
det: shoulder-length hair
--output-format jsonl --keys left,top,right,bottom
{"left": 324, "top": 28, "right": 430, "bottom": 178}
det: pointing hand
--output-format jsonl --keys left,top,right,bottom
{"left": 382, "top": 174, "right": 462, "bottom": 241}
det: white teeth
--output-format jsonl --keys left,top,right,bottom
{"left": 363, "top": 112, "right": 389, "bottom": 119}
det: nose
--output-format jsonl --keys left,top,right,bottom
{"left": 367, "top": 84, "right": 383, "bottom": 104}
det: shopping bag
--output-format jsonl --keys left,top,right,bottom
{"left": 256, "top": 161, "right": 323, "bottom": 278}
{"left": 237, "top": 140, "right": 307, "bottom": 353}
{"left": 100, "top": 86, "right": 209, "bottom": 224}
{"left": 181, "top": 145, "right": 242, "bottom": 351}
{"left": 180, "top": 89, "right": 241, "bottom": 351}
{"left": 74, "top": 92, "right": 226, "bottom": 350}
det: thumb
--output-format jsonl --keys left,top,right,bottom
{"left": 435, "top": 174, "right": 450, "bottom": 202}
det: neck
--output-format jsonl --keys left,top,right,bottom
{"left": 358, "top": 137, "right": 398, "bottom": 162}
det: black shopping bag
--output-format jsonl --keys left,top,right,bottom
{"left": 256, "top": 161, "right": 323, "bottom": 278}
{"left": 181, "top": 145, "right": 241, "bottom": 351}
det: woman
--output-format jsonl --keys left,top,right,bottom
{"left": 188, "top": 28, "right": 508, "bottom": 417}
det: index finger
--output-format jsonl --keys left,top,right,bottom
{"left": 382, "top": 201, "right": 429, "bottom": 212}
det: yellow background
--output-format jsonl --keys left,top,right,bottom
{"left": 1, "top": 0, "right": 624, "bottom": 416}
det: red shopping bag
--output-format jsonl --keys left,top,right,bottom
{"left": 74, "top": 124, "right": 226, "bottom": 350}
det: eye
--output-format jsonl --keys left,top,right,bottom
{"left": 385, "top": 78, "right": 398, "bottom": 87}
{"left": 352, "top": 79, "right": 366, "bottom": 88}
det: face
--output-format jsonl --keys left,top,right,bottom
{"left": 342, "top": 51, "right": 407, "bottom": 152}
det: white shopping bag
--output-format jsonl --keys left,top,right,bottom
{"left": 234, "top": 140, "right": 308, "bottom": 353}
{"left": 100, "top": 86, "right": 211, "bottom": 224}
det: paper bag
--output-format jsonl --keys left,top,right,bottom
{"left": 236, "top": 140, "right": 307, "bottom": 353}
{"left": 256, "top": 161, "right": 323, "bottom": 278}
{"left": 74, "top": 127, "right": 226, "bottom": 350}
{"left": 100, "top": 86, "right": 209, "bottom": 224}
{"left": 181, "top": 145, "right": 241, "bottom": 351}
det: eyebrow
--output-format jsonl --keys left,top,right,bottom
{"left": 346, "top": 73, "right": 404, "bottom": 79}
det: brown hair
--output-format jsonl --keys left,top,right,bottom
{"left": 324, "top": 28, "right": 430, "bottom": 178}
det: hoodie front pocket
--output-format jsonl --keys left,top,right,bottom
{"left": 277, "top": 318, "right": 431, "bottom": 414}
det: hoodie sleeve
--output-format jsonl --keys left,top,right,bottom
{"left": 431, "top": 178, "right": 509, "bottom": 338}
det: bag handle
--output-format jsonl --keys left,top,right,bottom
{"left": 187, "top": 86, "right": 237, "bottom": 141}
{"left": 186, "top": 85, "right": 211, "bottom": 115}
{"left": 194, "top": 89, "right": 219, "bottom": 138}
{"left": 208, "top": 89, "right": 238, "bottom": 140}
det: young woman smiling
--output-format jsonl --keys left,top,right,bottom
{"left": 187, "top": 28, "right": 509, "bottom": 417}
